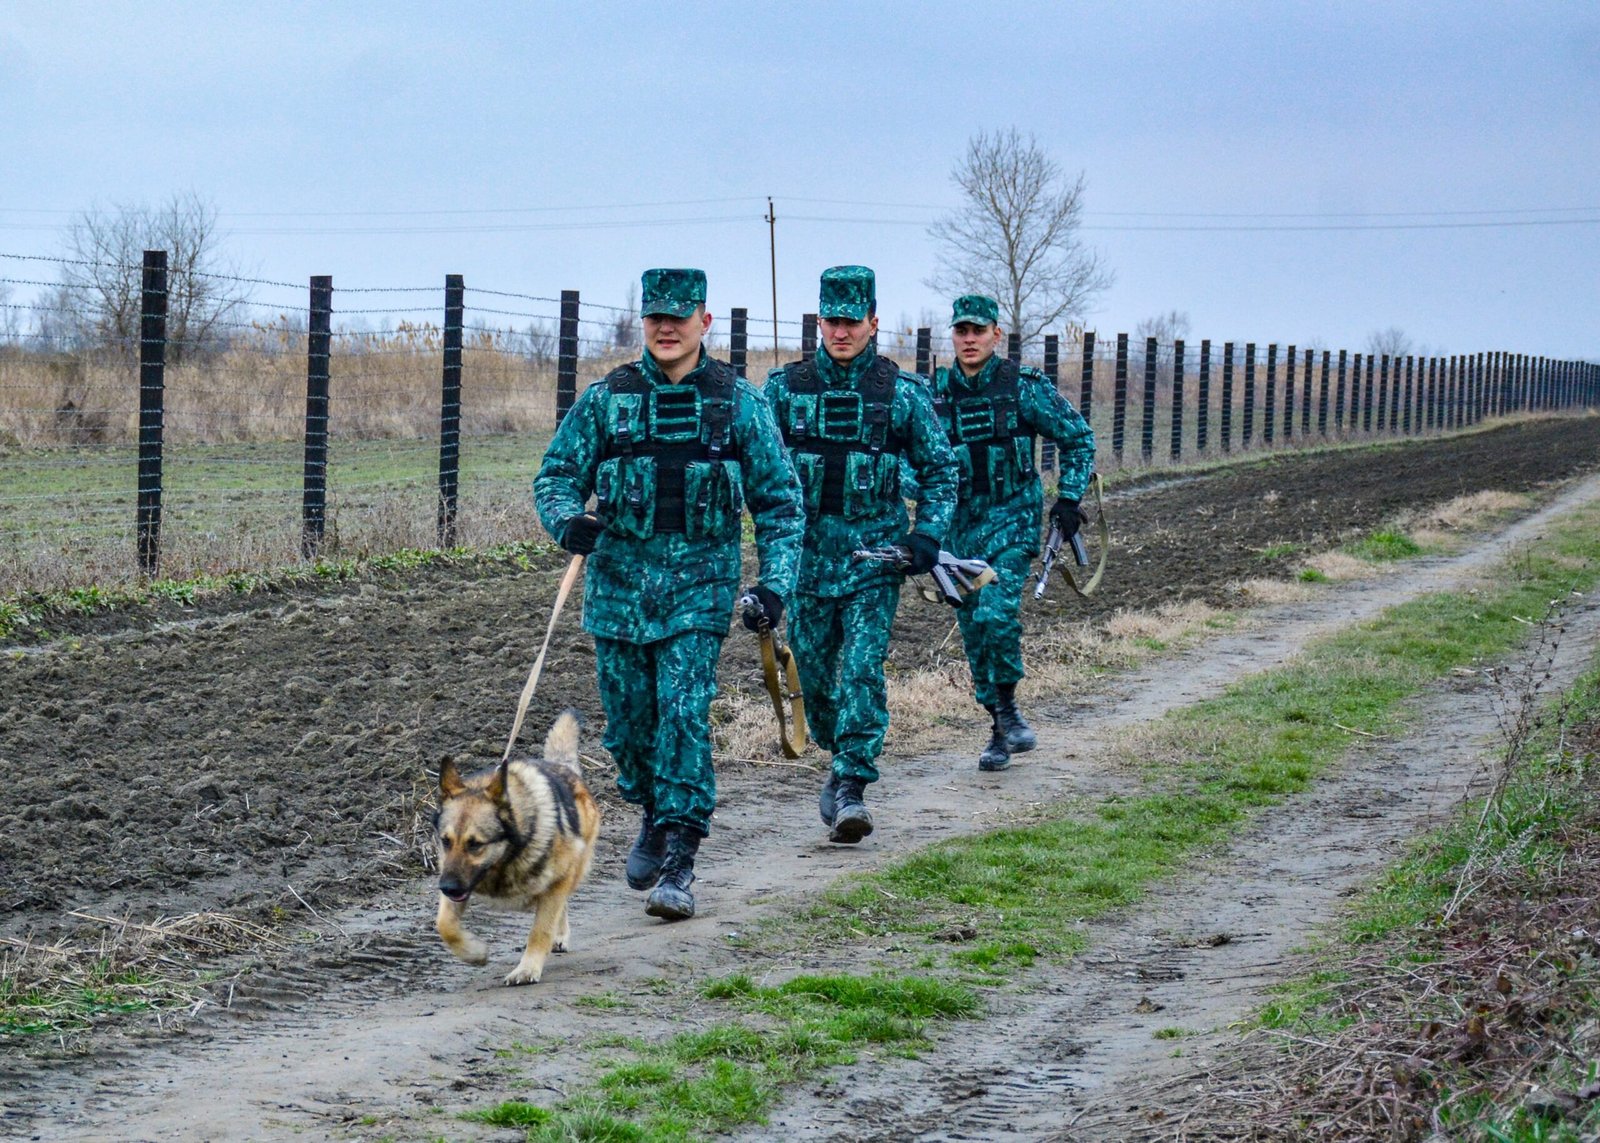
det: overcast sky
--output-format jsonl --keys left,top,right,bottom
{"left": 2, "top": 0, "right": 1596, "bottom": 357}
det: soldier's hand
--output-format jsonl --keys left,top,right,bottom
{"left": 740, "top": 584, "right": 784, "bottom": 631}
{"left": 1048, "top": 498, "right": 1087, "bottom": 539}
{"left": 561, "top": 513, "right": 605, "bottom": 556}
{"left": 899, "top": 532, "right": 940, "bottom": 576}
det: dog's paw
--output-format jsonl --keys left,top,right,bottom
{"left": 552, "top": 935, "right": 569, "bottom": 954}
{"left": 504, "top": 958, "right": 544, "bottom": 986}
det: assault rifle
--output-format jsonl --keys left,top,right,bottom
{"left": 851, "top": 546, "right": 997, "bottom": 607}
{"left": 1032, "top": 523, "right": 1089, "bottom": 600}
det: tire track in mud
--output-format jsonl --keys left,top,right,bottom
{"left": 8, "top": 477, "right": 1599, "bottom": 1141}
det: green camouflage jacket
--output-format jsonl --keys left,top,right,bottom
{"left": 534, "top": 349, "right": 804, "bottom": 643}
{"left": 931, "top": 354, "right": 1096, "bottom": 558}
{"left": 764, "top": 346, "right": 958, "bottom": 598}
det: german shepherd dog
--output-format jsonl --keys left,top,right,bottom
{"left": 434, "top": 710, "right": 600, "bottom": 985}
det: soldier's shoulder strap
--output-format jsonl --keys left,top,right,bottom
{"left": 784, "top": 358, "right": 820, "bottom": 392}
{"left": 698, "top": 356, "right": 739, "bottom": 393}
{"left": 603, "top": 362, "right": 646, "bottom": 393}
{"left": 862, "top": 354, "right": 899, "bottom": 397}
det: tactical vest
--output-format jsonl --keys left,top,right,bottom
{"left": 775, "top": 355, "right": 904, "bottom": 521}
{"left": 592, "top": 359, "right": 744, "bottom": 540}
{"left": 933, "top": 358, "right": 1036, "bottom": 499}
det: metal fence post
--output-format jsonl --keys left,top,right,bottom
{"left": 729, "top": 307, "right": 748, "bottom": 378}
{"left": 1079, "top": 331, "right": 1095, "bottom": 424}
{"left": 1196, "top": 339, "right": 1212, "bottom": 453}
{"left": 1362, "top": 354, "right": 1376, "bottom": 434}
{"left": 801, "top": 313, "right": 817, "bottom": 358}
{"left": 555, "top": 289, "right": 579, "bottom": 424}
{"left": 1376, "top": 355, "right": 1390, "bottom": 433}
{"left": 1242, "top": 343, "right": 1257, "bottom": 447}
{"left": 1007, "top": 331, "right": 1022, "bottom": 364}
{"left": 136, "top": 249, "right": 168, "bottom": 577}
{"left": 437, "top": 274, "right": 464, "bottom": 548}
{"left": 1113, "top": 332, "right": 1129, "bottom": 462}
{"left": 1220, "top": 341, "right": 1235, "bottom": 452}
{"left": 1171, "top": 339, "right": 1185, "bottom": 461}
{"left": 915, "top": 326, "right": 931, "bottom": 377}
{"left": 1282, "top": 344, "right": 1296, "bottom": 440}
{"left": 1316, "top": 349, "right": 1329, "bottom": 436}
{"left": 1331, "top": 350, "right": 1345, "bottom": 431}
{"left": 301, "top": 275, "right": 333, "bottom": 559}
{"left": 1140, "top": 336, "right": 1157, "bottom": 461}
{"left": 1263, "top": 343, "right": 1278, "bottom": 444}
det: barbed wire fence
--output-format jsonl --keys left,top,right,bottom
{"left": 1, "top": 247, "right": 1596, "bottom": 597}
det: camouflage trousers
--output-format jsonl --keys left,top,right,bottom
{"left": 593, "top": 631, "right": 722, "bottom": 837}
{"left": 955, "top": 546, "right": 1033, "bottom": 708}
{"left": 790, "top": 580, "right": 901, "bottom": 784}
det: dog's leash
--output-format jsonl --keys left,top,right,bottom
{"left": 503, "top": 554, "right": 584, "bottom": 761}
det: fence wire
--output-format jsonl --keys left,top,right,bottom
{"left": 0, "top": 249, "right": 1594, "bottom": 597}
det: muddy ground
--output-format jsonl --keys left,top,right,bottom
{"left": 3, "top": 416, "right": 1600, "bottom": 1140}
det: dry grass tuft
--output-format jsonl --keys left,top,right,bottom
{"left": 1402, "top": 489, "right": 1530, "bottom": 533}
{"left": 1302, "top": 550, "right": 1379, "bottom": 581}
{"left": 1232, "top": 577, "right": 1316, "bottom": 605}
{"left": 1, "top": 910, "right": 285, "bottom": 1042}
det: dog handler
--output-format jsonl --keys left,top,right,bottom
{"left": 764, "top": 266, "right": 958, "bottom": 844}
{"left": 930, "top": 294, "right": 1096, "bottom": 771}
{"left": 534, "top": 268, "right": 804, "bottom": 921}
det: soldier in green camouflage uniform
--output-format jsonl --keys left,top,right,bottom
{"left": 932, "top": 294, "right": 1096, "bottom": 771}
{"left": 764, "top": 266, "right": 959, "bottom": 843}
{"left": 534, "top": 268, "right": 804, "bottom": 920}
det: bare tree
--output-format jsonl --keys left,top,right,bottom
{"left": 926, "top": 129, "right": 1113, "bottom": 349}
{"left": 611, "top": 281, "right": 640, "bottom": 351}
{"left": 0, "top": 283, "right": 17, "bottom": 341}
{"left": 58, "top": 192, "right": 252, "bottom": 361}
{"left": 1365, "top": 326, "right": 1414, "bottom": 358}
{"left": 1133, "top": 311, "right": 1192, "bottom": 379}
{"left": 523, "top": 319, "right": 557, "bottom": 366}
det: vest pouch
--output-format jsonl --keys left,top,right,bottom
{"left": 1012, "top": 436, "right": 1037, "bottom": 484}
{"left": 841, "top": 451, "right": 896, "bottom": 521}
{"left": 954, "top": 444, "right": 976, "bottom": 497}
{"left": 985, "top": 443, "right": 1015, "bottom": 500}
{"left": 682, "top": 459, "right": 744, "bottom": 542}
{"left": 791, "top": 452, "right": 825, "bottom": 522}
{"left": 784, "top": 393, "right": 819, "bottom": 440}
{"left": 597, "top": 455, "right": 656, "bottom": 539}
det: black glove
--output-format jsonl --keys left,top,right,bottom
{"left": 740, "top": 584, "right": 784, "bottom": 631}
{"left": 560, "top": 513, "right": 605, "bottom": 556}
{"left": 899, "top": 531, "right": 940, "bottom": 576}
{"left": 1049, "top": 498, "right": 1085, "bottom": 539}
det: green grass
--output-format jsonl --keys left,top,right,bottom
{"left": 464, "top": 973, "right": 978, "bottom": 1141}
{"left": 0, "top": 962, "right": 175, "bottom": 1037}
{"left": 1345, "top": 529, "right": 1424, "bottom": 561}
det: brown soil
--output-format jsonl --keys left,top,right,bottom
{"left": 3, "top": 415, "right": 1600, "bottom": 1141}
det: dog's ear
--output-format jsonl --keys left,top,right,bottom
{"left": 438, "top": 756, "right": 467, "bottom": 799}
{"left": 485, "top": 759, "right": 508, "bottom": 802}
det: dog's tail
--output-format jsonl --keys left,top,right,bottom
{"left": 542, "top": 709, "right": 583, "bottom": 773}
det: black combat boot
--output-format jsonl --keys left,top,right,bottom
{"left": 978, "top": 706, "right": 1012, "bottom": 772}
{"left": 645, "top": 827, "right": 700, "bottom": 921}
{"left": 994, "top": 684, "right": 1036, "bottom": 753}
{"left": 818, "top": 771, "right": 839, "bottom": 826}
{"left": 828, "top": 776, "right": 874, "bottom": 844}
{"left": 625, "top": 807, "right": 668, "bottom": 891}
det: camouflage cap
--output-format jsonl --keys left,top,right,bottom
{"left": 640, "top": 268, "right": 707, "bottom": 317}
{"left": 818, "top": 265, "right": 875, "bottom": 320}
{"left": 950, "top": 293, "right": 1000, "bottom": 328}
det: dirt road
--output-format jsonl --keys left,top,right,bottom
{"left": 3, "top": 417, "right": 1600, "bottom": 1141}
